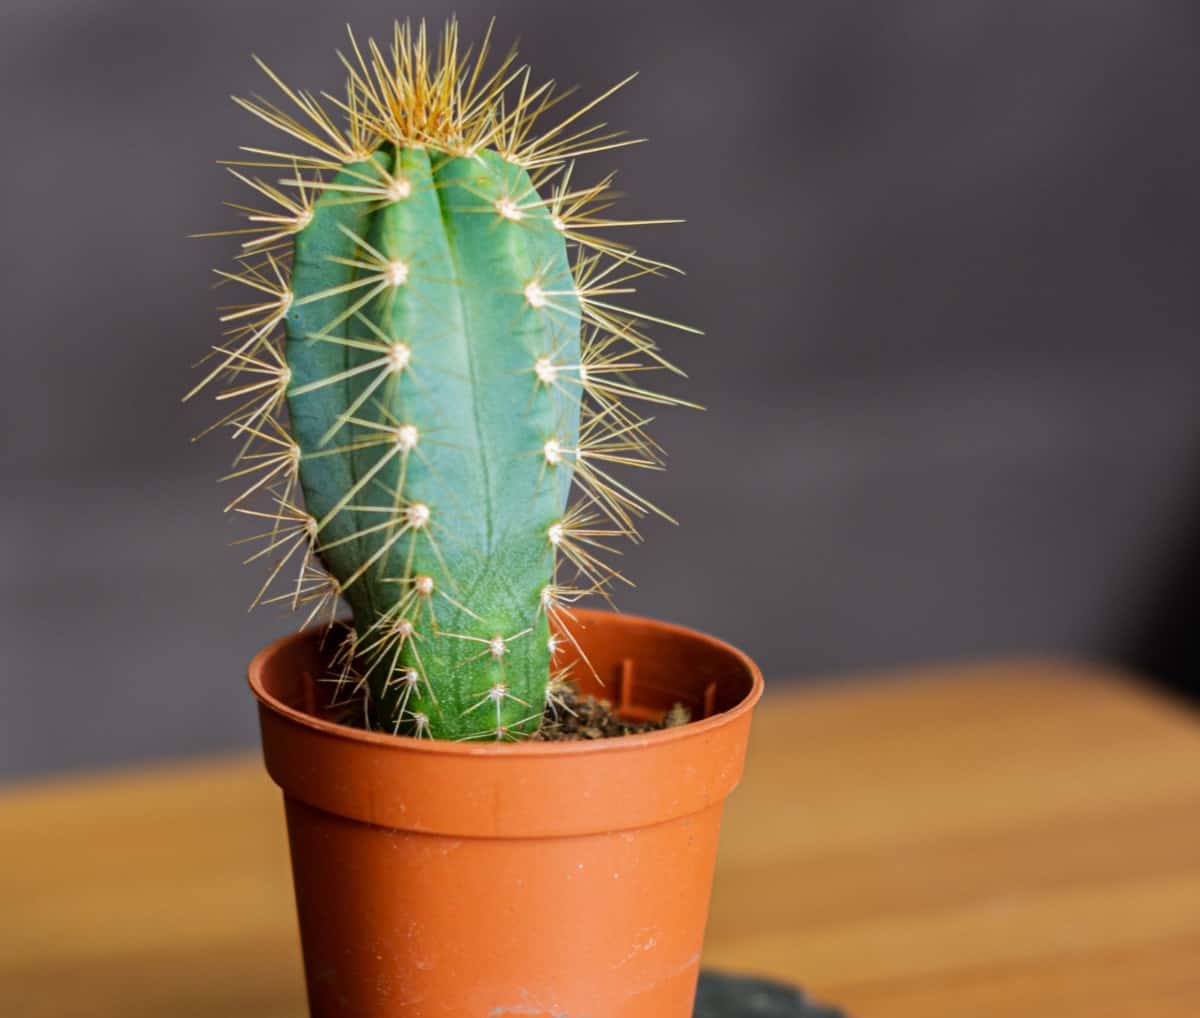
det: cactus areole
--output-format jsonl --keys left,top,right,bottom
{"left": 192, "top": 20, "right": 694, "bottom": 740}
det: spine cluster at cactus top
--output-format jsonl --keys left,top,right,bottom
{"left": 191, "top": 20, "right": 693, "bottom": 740}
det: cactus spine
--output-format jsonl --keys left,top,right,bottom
{"left": 192, "top": 21, "right": 692, "bottom": 740}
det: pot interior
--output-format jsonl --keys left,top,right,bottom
{"left": 266, "top": 609, "right": 759, "bottom": 730}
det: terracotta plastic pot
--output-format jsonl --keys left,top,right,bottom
{"left": 248, "top": 608, "right": 763, "bottom": 1018}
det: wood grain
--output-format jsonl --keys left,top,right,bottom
{"left": 3, "top": 659, "right": 1198, "bottom": 1016}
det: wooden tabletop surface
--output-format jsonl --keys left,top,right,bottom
{"left": 3, "top": 659, "right": 1199, "bottom": 1017}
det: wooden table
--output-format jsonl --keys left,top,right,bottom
{"left": 3, "top": 660, "right": 1199, "bottom": 1017}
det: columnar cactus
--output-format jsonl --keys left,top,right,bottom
{"left": 191, "top": 21, "right": 691, "bottom": 740}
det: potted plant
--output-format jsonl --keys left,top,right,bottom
{"left": 191, "top": 20, "right": 763, "bottom": 1017}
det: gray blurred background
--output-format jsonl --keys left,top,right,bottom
{"left": 3, "top": 0, "right": 1199, "bottom": 780}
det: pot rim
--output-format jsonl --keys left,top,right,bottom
{"left": 248, "top": 607, "right": 763, "bottom": 758}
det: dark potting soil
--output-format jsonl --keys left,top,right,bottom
{"left": 532, "top": 683, "right": 691, "bottom": 741}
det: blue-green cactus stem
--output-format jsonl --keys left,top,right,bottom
{"left": 285, "top": 143, "right": 582, "bottom": 739}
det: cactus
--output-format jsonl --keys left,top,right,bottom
{"left": 190, "top": 21, "right": 692, "bottom": 740}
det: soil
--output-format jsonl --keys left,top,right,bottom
{"left": 532, "top": 683, "right": 691, "bottom": 741}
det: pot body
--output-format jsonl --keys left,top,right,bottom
{"left": 249, "top": 609, "right": 763, "bottom": 1018}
